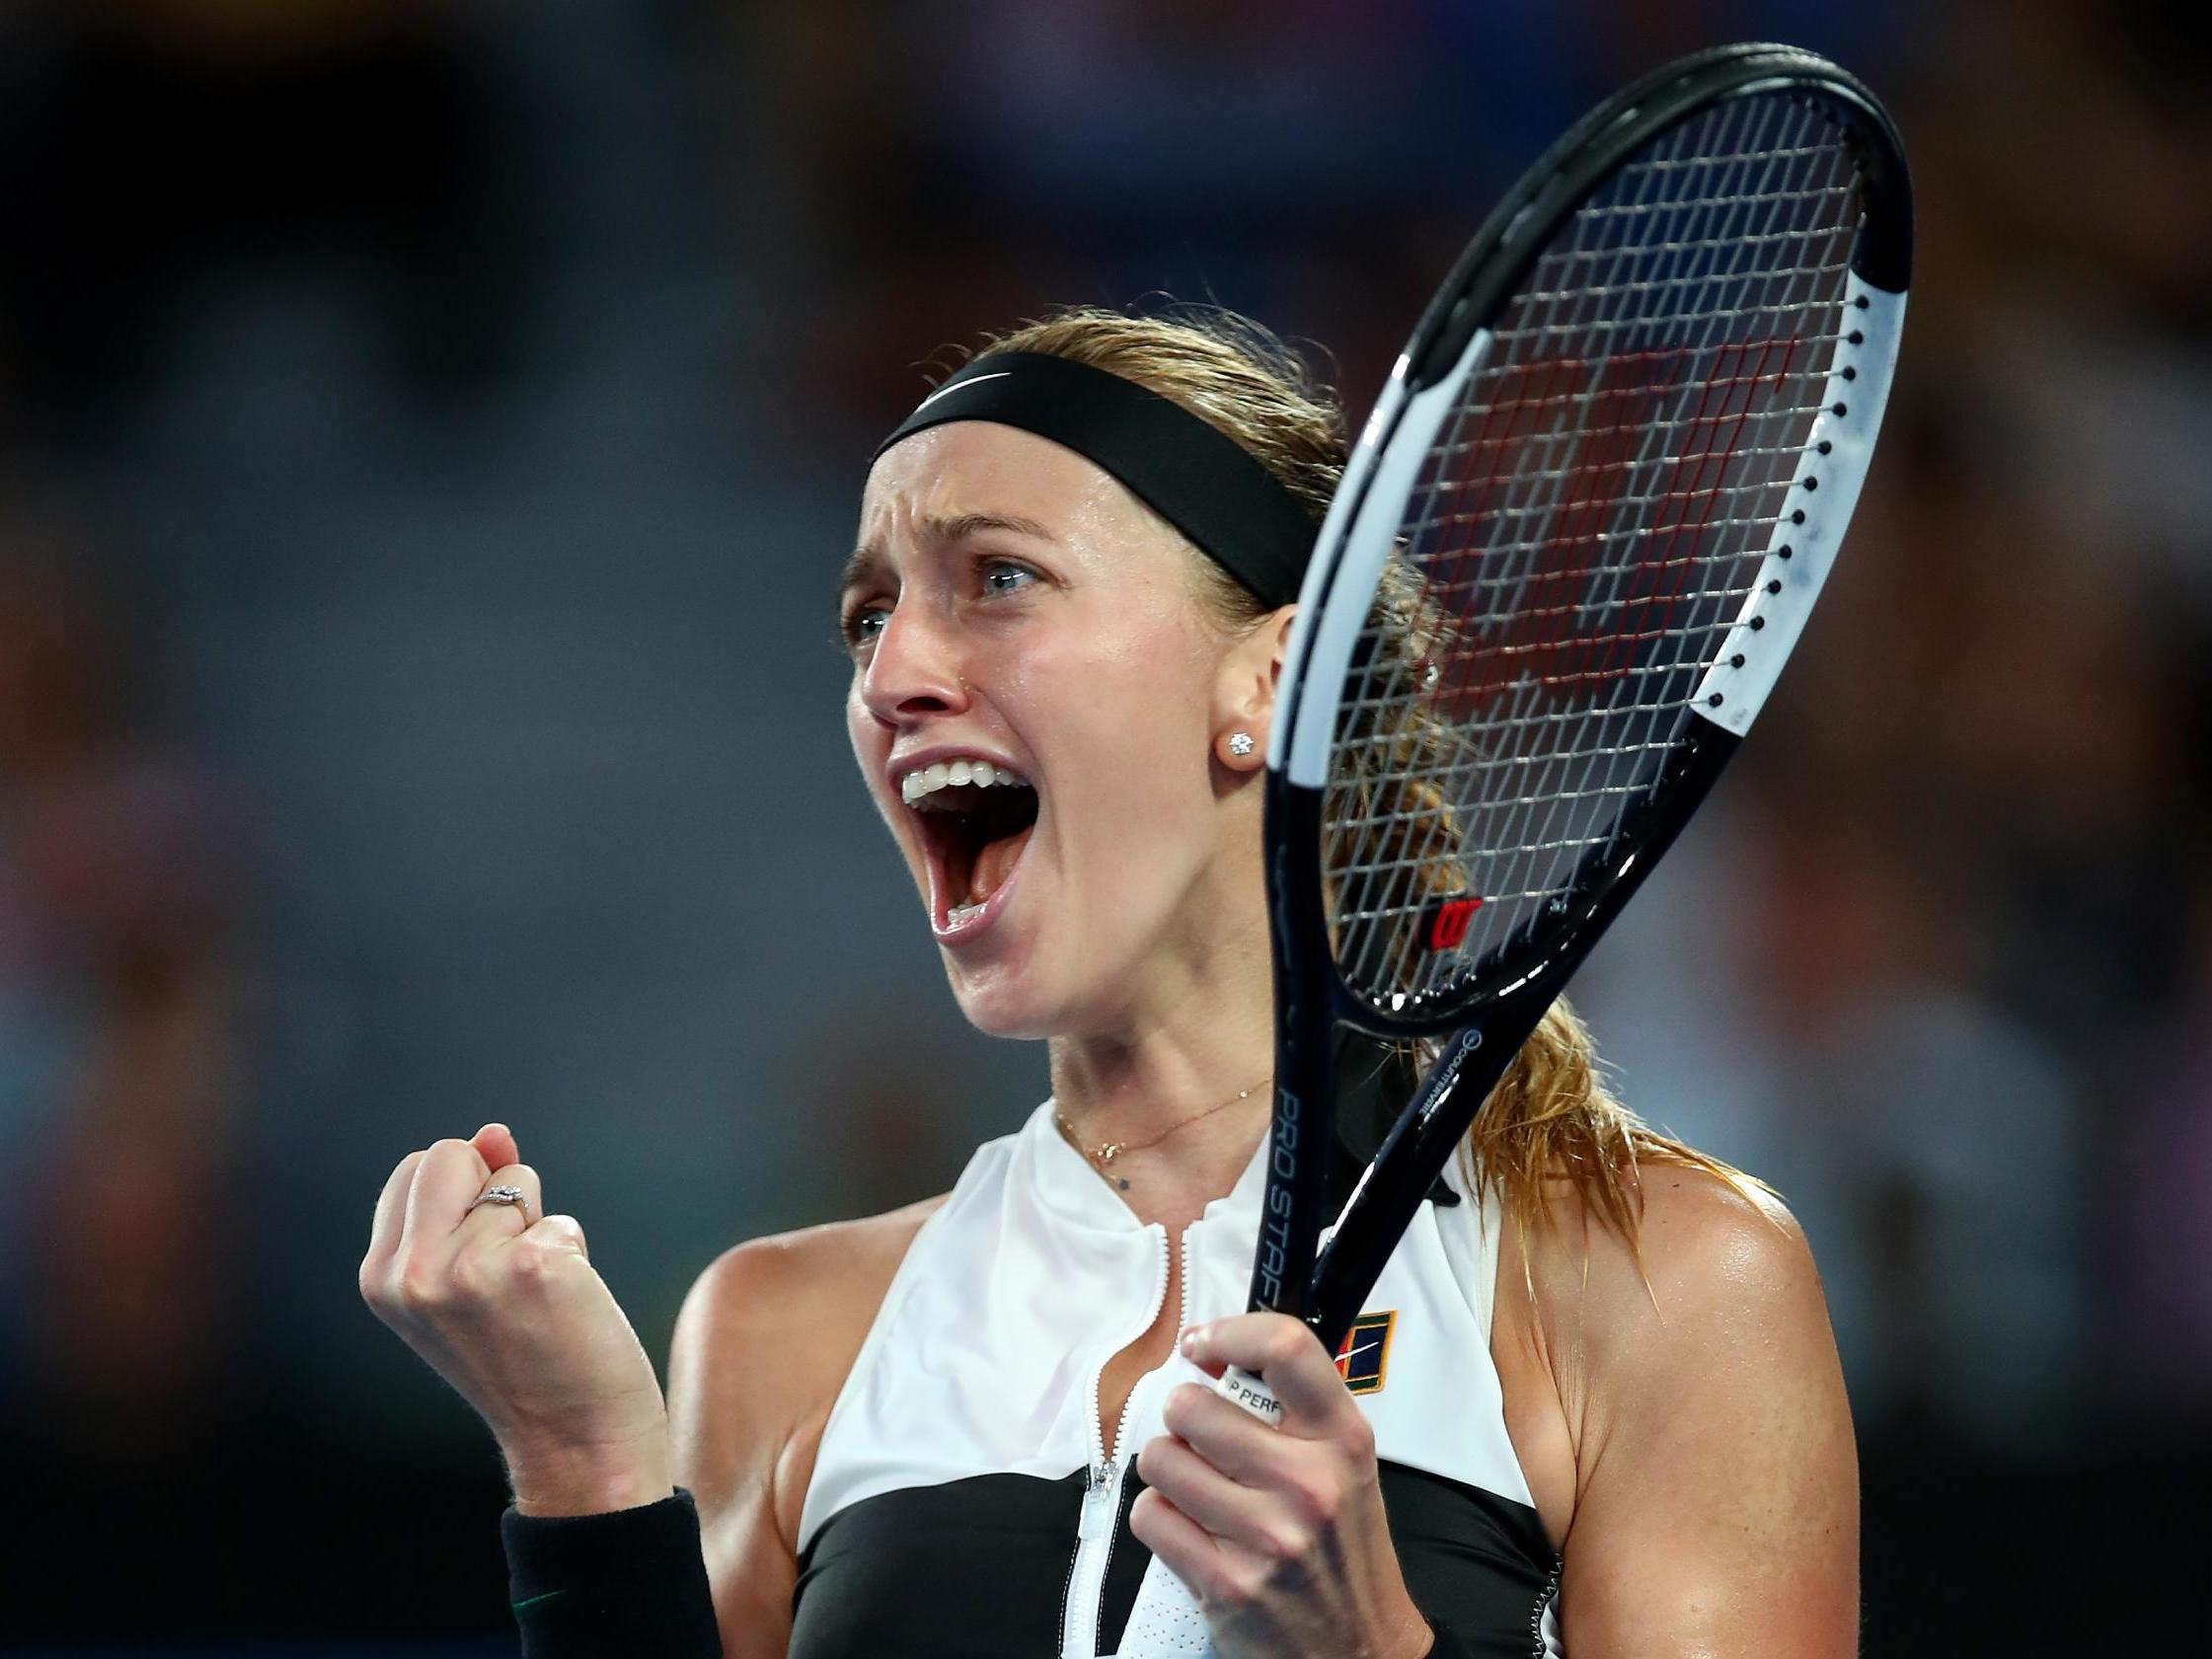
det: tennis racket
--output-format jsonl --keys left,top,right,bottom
{"left": 1222, "top": 39, "right": 1913, "bottom": 1420}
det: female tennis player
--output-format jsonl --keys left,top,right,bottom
{"left": 362, "top": 309, "right": 1858, "bottom": 1659}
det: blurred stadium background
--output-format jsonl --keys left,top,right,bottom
{"left": 1, "top": 0, "right": 2205, "bottom": 1653}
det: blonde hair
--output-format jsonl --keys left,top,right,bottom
{"left": 964, "top": 304, "right": 1772, "bottom": 1254}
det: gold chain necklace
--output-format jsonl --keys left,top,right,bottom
{"left": 1053, "top": 1079, "right": 1270, "bottom": 1191}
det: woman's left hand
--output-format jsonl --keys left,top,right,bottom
{"left": 1130, "top": 1313, "right": 1435, "bottom": 1659}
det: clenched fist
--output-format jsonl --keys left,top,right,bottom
{"left": 359, "top": 1122, "right": 673, "bottom": 1515}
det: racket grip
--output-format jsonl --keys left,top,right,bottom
{"left": 1215, "top": 1363, "right": 1285, "bottom": 1427}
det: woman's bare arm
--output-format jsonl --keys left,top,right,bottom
{"left": 666, "top": 1200, "right": 944, "bottom": 1659}
{"left": 1528, "top": 1170, "right": 1859, "bottom": 1657}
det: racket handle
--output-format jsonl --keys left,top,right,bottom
{"left": 1215, "top": 1363, "right": 1285, "bottom": 1427}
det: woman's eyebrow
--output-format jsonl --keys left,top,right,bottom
{"left": 920, "top": 511, "right": 1056, "bottom": 546}
{"left": 839, "top": 544, "right": 887, "bottom": 600}
{"left": 840, "top": 513, "right": 1057, "bottom": 599}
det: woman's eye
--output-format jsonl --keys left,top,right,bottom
{"left": 981, "top": 561, "right": 1037, "bottom": 596}
{"left": 844, "top": 603, "right": 889, "bottom": 647}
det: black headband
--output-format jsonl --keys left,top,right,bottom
{"left": 872, "top": 350, "right": 1316, "bottom": 607}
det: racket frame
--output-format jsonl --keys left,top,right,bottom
{"left": 1249, "top": 41, "right": 1914, "bottom": 1356}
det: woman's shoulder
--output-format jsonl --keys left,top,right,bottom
{"left": 675, "top": 1194, "right": 951, "bottom": 1381}
{"left": 1534, "top": 1160, "right": 1812, "bottom": 1307}
{"left": 666, "top": 1197, "right": 952, "bottom": 1583}
{"left": 666, "top": 1199, "right": 953, "bottom": 1654}
{"left": 1504, "top": 1165, "right": 1857, "bottom": 1647}
{"left": 1506, "top": 1159, "right": 1835, "bottom": 1402}
{"left": 1493, "top": 1161, "right": 1844, "bottom": 1553}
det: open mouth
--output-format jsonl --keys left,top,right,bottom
{"left": 900, "top": 760, "right": 1040, "bottom": 934}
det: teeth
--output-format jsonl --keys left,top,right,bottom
{"left": 898, "top": 758, "right": 1031, "bottom": 806}
{"left": 946, "top": 901, "right": 985, "bottom": 927}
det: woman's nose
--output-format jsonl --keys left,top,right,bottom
{"left": 859, "top": 605, "right": 969, "bottom": 726}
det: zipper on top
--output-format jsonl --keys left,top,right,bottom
{"left": 1176, "top": 1224, "right": 1198, "bottom": 1341}
{"left": 1060, "top": 1222, "right": 1188, "bottom": 1659}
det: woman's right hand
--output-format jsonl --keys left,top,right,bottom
{"left": 359, "top": 1122, "right": 675, "bottom": 1514}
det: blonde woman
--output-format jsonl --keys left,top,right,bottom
{"left": 363, "top": 309, "right": 1857, "bottom": 1659}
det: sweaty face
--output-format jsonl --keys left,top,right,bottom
{"left": 843, "top": 422, "right": 1253, "bottom": 1038}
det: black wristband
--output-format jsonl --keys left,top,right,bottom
{"left": 1423, "top": 1617, "right": 1481, "bottom": 1659}
{"left": 500, "top": 1485, "right": 723, "bottom": 1659}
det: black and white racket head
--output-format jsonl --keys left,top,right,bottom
{"left": 1274, "top": 42, "right": 1909, "bottom": 1038}
{"left": 1252, "top": 42, "right": 1912, "bottom": 1337}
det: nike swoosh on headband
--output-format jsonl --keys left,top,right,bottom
{"left": 873, "top": 352, "right": 1317, "bottom": 607}
{"left": 915, "top": 370, "right": 1011, "bottom": 409}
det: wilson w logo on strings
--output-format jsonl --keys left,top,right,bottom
{"left": 1417, "top": 333, "right": 1812, "bottom": 711}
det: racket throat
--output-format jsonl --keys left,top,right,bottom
{"left": 1252, "top": 777, "right": 1338, "bottom": 1321}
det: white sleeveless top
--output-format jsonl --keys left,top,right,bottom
{"left": 790, "top": 1102, "right": 1564, "bottom": 1659}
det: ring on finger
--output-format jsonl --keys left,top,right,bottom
{"left": 469, "top": 1182, "right": 534, "bottom": 1227}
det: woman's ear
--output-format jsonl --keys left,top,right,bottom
{"left": 1212, "top": 605, "right": 1297, "bottom": 772}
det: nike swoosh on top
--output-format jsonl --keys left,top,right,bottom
{"left": 1337, "top": 1337, "right": 1382, "bottom": 1375}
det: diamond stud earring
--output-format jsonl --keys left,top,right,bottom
{"left": 1228, "top": 731, "right": 1255, "bottom": 758}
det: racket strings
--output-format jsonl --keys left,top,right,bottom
{"left": 1606, "top": 141, "right": 1842, "bottom": 170}
{"left": 1565, "top": 180, "right": 1856, "bottom": 224}
{"left": 1324, "top": 93, "right": 1863, "bottom": 1006}
{"left": 1431, "top": 102, "right": 1830, "bottom": 966}
{"left": 1504, "top": 262, "right": 1854, "bottom": 308}
{"left": 1443, "top": 422, "right": 1834, "bottom": 474}
{"left": 1435, "top": 98, "right": 1834, "bottom": 958}
{"left": 1460, "top": 493, "right": 1823, "bottom": 541}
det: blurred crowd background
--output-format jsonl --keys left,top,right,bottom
{"left": 1, "top": 0, "right": 2205, "bottom": 1653}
